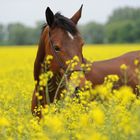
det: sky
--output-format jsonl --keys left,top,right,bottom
{"left": 0, "top": 0, "right": 140, "bottom": 26}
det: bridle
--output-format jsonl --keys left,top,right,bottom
{"left": 48, "top": 28, "right": 85, "bottom": 76}
{"left": 41, "top": 28, "right": 86, "bottom": 103}
{"left": 48, "top": 30, "right": 66, "bottom": 70}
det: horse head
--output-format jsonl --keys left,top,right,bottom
{"left": 43, "top": 5, "right": 84, "bottom": 73}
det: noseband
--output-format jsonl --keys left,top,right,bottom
{"left": 48, "top": 28, "right": 84, "bottom": 75}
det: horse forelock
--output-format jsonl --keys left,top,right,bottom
{"left": 42, "top": 12, "right": 78, "bottom": 36}
{"left": 54, "top": 13, "right": 78, "bottom": 35}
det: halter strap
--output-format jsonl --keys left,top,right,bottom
{"left": 48, "top": 28, "right": 84, "bottom": 75}
{"left": 48, "top": 30, "right": 66, "bottom": 70}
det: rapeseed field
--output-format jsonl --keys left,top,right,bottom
{"left": 0, "top": 45, "right": 140, "bottom": 140}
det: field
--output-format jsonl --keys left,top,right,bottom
{"left": 1, "top": 44, "right": 140, "bottom": 140}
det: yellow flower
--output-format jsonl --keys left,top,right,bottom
{"left": 134, "top": 59, "right": 139, "bottom": 66}
{"left": 73, "top": 56, "right": 79, "bottom": 62}
{"left": 0, "top": 117, "right": 10, "bottom": 126}
{"left": 91, "top": 107, "right": 105, "bottom": 125}
{"left": 66, "top": 60, "right": 71, "bottom": 65}
{"left": 18, "top": 125, "right": 23, "bottom": 133}
{"left": 120, "top": 64, "right": 128, "bottom": 70}
{"left": 38, "top": 95, "right": 43, "bottom": 100}
{"left": 46, "top": 55, "right": 53, "bottom": 61}
{"left": 79, "top": 114, "right": 89, "bottom": 127}
{"left": 44, "top": 55, "right": 53, "bottom": 64}
{"left": 71, "top": 62, "right": 78, "bottom": 69}
{"left": 106, "top": 74, "right": 119, "bottom": 82}
{"left": 115, "top": 86, "right": 136, "bottom": 104}
{"left": 87, "top": 132, "right": 108, "bottom": 140}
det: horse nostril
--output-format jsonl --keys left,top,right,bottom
{"left": 71, "top": 86, "right": 80, "bottom": 98}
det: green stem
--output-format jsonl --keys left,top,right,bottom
{"left": 44, "top": 61, "right": 50, "bottom": 105}
{"left": 124, "top": 70, "right": 127, "bottom": 85}
{"left": 54, "top": 65, "right": 70, "bottom": 101}
{"left": 45, "top": 84, "right": 50, "bottom": 105}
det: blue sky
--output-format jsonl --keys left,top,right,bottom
{"left": 0, "top": 0, "right": 140, "bottom": 26}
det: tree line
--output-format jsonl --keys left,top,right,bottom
{"left": 0, "top": 7, "right": 140, "bottom": 45}
{"left": 80, "top": 7, "right": 140, "bottom": 44}
{"left": 0, "top": 22, "right": 42, "bottom": 45}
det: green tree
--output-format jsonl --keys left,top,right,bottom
{"left": 105, "top": 20, "right": 135, "bottom": 43}
{"left": 7, "top": 23, "right": 28, "bottom": 45}
{"left": 6, "top": 22, "right": 41, "bottom": 45}
{"left": 106, "top": 7, "right": 140, "bottom": 43}
{"left": 0, "top": 24, "right": 6, "bottom": 45}
{"left": 79, "top": 22, "right": 105, "bottom": 44}
{"left": 132, "top": 20, "right": 140, "bottom": 43}
{"left": 108, "top": 7, "right": 140, "bottom": 24}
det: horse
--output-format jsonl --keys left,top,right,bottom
{"left": 86, "top": 51, "right": 140, "bottom": 90}
{"left": 31, "top": 5, "right": 140, "bottom": 117}
{"left": 31, "top": 5, "right": 86, "bottom": 117}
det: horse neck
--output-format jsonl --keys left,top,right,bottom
{"left": 34, "top": 26, "right": 50, "bottom": 81}
{"left": 47, "top": 71, "right": 64, "bottom": 102}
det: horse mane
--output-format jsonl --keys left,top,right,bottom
{"left": 42, "top": 12, "right": 78, "bottom": 35}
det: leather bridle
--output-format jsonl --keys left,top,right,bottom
{"left": 48, "top": 29, "right": 84, "bottom": 75}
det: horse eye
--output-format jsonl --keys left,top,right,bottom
{"left": 54, "top": 45, "right": 60, "bottom": 52}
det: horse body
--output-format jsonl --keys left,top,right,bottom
{"left": 85, "top": 50, "right": 140, "bottom": 89}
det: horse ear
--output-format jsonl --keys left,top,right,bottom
{"left": 70, "top": 4, "right": 83, "bottom": 24}
{"left": 45, "top": 7, "right": 54, "bottom": 27}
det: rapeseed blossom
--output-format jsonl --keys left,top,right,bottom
{"left": 134, "top": 58, "right": 139, "bottom": 66}
{"left": 1, "top": 46, "right": 140, "bottom": 140}
{"left": 120, "top": 64, "right": 128, "bottom": 70}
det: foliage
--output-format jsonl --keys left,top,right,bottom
{"left": 105, "top": 20, "right": 133, "bottom": 43}
{"left": 105, "top": 19, "right": 140, "bottom": 43}
{"left": 1, "top": 7, "right": 140, "bottom": 45}
{"left": 0, "top": 24, "right": 5, "bottom": 45}
{"left": 108, "top": 7, "right": 140, "bottom": 24}
{"left": 79, "top": 22, "right": 105, "bottom": 44}
{"left": 0, "top": 22, "right": 42, "bottom": 45}
{"left": 1, "top": 46, "right": 140, "bottom": 140}
{"left": 80, "top": 7, "right": 140, "bottom": 44}
{"left": 105, "top": 7, "right": 140, "bottom": 43}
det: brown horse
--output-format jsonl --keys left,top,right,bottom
{"left": 86, "top": 51, "right": 140, "bottom": 90}
{"left": 31, "top": 5, "right": 140, "bottom": 116}
{"left": 31, "top": 5, "right": 86, "bottom": 116}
